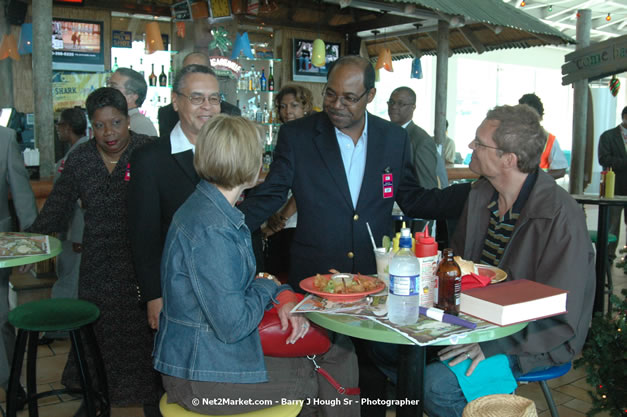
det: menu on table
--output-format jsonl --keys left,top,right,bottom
{"left": 292, "top": 294, "right": 498, "bottom": 346}
{"left": 0, "top": 233, "right": 50, "bottom": 257}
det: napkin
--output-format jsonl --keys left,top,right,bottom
{"left": 461, "top": 273, "right": 492, "bottom": 291}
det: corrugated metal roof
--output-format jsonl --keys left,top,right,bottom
{"left": 384, "top": 0, "right": 574, "bottom": 43}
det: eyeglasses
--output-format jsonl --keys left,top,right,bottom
{"left": 322, "top": 87, "right": 370, "bottom": 106}
{"left": 471, "top": 138, "right": 502, "bottom": 151}
{"left": 387, "top": 100, "right": 415, "bottom": 108}
{"left": 176, "top": 92, "right": 222, "bottom": 106}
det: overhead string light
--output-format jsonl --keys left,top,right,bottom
{"left": 520, "top": 0, "right": 526, "bottom": 7}
{"left": 606, "top": 13, "right": 611, "bottom": 22}
{"left": 547, "top": 5, "right": 553, "bottom": 12}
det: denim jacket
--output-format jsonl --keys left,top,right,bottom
{"left": 153, "top": 181, "right": 291, "bottom": 383}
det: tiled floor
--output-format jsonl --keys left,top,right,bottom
{"left": 1, "top": 205, "right": 624, "bottom": 417}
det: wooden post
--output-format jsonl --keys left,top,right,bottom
{"left": 0, "top": 0, "right": 14, "bottom": 109}
{"left": 434, "top": 19, "right": 449, "bottom": 146}
{"left": 32, "top": 0, "right": 54, "bottom": 178}
{"left": 569, "top": 9, "right": 591, "bottom": 195}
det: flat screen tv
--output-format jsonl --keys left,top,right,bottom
{"left": 292, "top": 38, "right": 341, "bottom": 83}
{"left": 52, "top": 18, "right": 104, "bottom": 72}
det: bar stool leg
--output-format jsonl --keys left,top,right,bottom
{"left": 70, "top": 329, "right": 97, "bottom": 417}
{"left": 6, "top": 330, "right": 28, "bottom": 417}
{"left": 83, "top": 325, "right": 109, "bottom": 414}
{"left": 26, "top": 331, "right": 39, "bottom": 417}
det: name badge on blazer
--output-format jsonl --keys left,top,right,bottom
{"left": 382, "top": 172, "right": 393, "bottom": 199}
{"left": 124, "top": 163, "right": 131, "bottom": 182}
{"left": 58, "top": 160, "right": 65, "bottom": 173}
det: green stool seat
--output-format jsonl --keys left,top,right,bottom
{"left": 588, "top": 230, "right": 618, "bottom": 244}
{"left": 8, "top": 298, "right": 100, "bottom": 332}
{"left": 159, "top": 393, "right": 303, "bottom": 417}
{"left": 6, "top": 298, "right": 108, "bottom": 417}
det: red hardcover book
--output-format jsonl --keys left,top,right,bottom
{"left": 460, "top": 279, "right": 568, "bottom": 326}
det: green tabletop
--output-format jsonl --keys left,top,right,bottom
{"left": 307, "top": 312, "right": 527, "bottom": 346}
{"left": 0, "top": 234, "right": 62, "bottom": 268}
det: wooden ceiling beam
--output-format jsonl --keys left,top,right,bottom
{"left": 457, "top": 27, "right": 486, "bottom": 54}
{"left": 334, "top": 13, "right": 419, "bottom": 34}
{"left": 396, "top": 35, "right": 422, "bottom": 58}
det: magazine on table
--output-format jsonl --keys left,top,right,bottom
{"left": 0, "top": 232, "right": 50, "bottom": 257}
{"left": 291, "top": 294, "right": 498, "bottom": 346}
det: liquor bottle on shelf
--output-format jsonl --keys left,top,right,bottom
{"left": 262, "top": 133, "right": 273, "bottom": 173}
{"left": 260, "top": 68, "right": 267, "bottom": 91}
{"left": 262, "top": 103, "right": 269, "bottom": 123}
{"left": 168, "top": 59, "right": 173, "bottom": 87}
{"left": 159, "top": 65, "right": 167, "bottom": 87}
{"left": 249, "top": 65, "right": 255, "bottom": 91}
{"left": 139, "top": 58, "right": 145, "bottom": 77}
{"left": 112, "top": 57, "right": 119, "bottom": 72}
{"left": 149, "top": 64, "right": 157, "bottom": 87}
{"left": 268, "top": 69, "right": 274, "bottom": 91}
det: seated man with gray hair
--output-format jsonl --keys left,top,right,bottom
{"left": 424, "top": 104, "right": 595, "bottom": 417}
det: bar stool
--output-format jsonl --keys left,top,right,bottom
{"left": 159, "top": 393, "right": 302, "bottom": 417}
{"left": 6, "top": 298, "right": 109, "bottom": 417}
{"left": 516, "top": 362, "right": 572, "bottom": 417}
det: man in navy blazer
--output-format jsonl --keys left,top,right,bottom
{"left": 239, "top": 56, "right": 469, "bottom": 290}
{"left": 598, "top": 105, "right": 627, "bottom": 261}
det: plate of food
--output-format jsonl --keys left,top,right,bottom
{"left": 455, "top": 256, "right": 508, "bottom": 283}
{"left": 300, "top": 273, "right": 386, "bottom": 302}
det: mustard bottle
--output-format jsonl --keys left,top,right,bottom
{"left": 605, "top": 168, "right": 615, "bottom": 199}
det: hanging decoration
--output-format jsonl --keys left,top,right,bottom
{"left": 176, "top": 21, "right": 186, "bottom": 38}
{"left": 411, "top": 57, "right": 423, "bottom": 79}
{"left": 208, "top": 26, "right": 232, "bottom": 56}
{"left": 18, "top": 23, "right": 32, "bottom": 55}
{"left": 609, "top": 75, "right": 620, "bottom": 97}
{"left": 145, "top": 22, "right": 165, "bottom": 54}
{"left": 0, "top": 33, "right": 20, "bottom": 61}
{"left": 375, "top": 48, "right": 393, "bottom": 72}
{"left": 230, "top": 32, "right": 254, "bottom": 59}
{"left": 311, "top": 38, "right": 326, "bottom": 68}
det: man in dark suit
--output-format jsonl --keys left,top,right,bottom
{"left": 128, "top": 65, "right": 221, "bottom": 330}
{"left": 387, "top": 86, "right": 439, "bottom": 189}
{"left": 158, "top": 52, "right": 240, "bottom": 138}
{"left": 239, "top": 56, "right": 469, "bottom": 290}
{"left": 598, "top": 105, "right": 627, "bottom": 262}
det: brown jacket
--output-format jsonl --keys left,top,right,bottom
{"left": 452, "top": 171, "right": 595, "bottom": 373}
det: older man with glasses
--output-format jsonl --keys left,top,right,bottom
{"left": 107, "top": 67, "right": 158, "bottom": 137}
{"left": 128, "top": 64, "right": 221, "bottom": 332}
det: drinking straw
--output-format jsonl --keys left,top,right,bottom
{"left": 366, "top": 222, "right": 377, "bottom": 251}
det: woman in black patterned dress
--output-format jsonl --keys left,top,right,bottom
{"left": 28, "top": 88, "right": 160, "bottom": 409}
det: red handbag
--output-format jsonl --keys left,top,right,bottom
{"left": 258, "top": 294, "right": 331, "bottom": 357}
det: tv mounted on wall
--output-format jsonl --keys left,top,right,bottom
{"left": 292, "top": 38, "right": 341, "bottom": 83}
{"left": 52, "top": 18, "right": 104, "bottom": 72}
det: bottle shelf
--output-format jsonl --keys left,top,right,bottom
{"left": 237, "top": 57, "right": 282, "bottom": 62}
{"left": 236, "top": 89, "right": 276, "bottom": 94}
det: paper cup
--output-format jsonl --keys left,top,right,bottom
{"left": 374, "top": 247, "right": 392, "bottom": 286}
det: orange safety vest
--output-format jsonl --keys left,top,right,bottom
{"left": 539, "top": 133, "right": 556, "bottom": 170}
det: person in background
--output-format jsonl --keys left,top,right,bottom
{"left": 263, "top": 84, "right": 314, "bottom": 277}
{"left": 129, "top": 65, "right": 222, "bottom": 331}
{"left": 424, "top": 104, "right": 594, "bottom": 417}
{"left": 598, "top": 105, "right": 627, "bottom": 264}
{"left": 0, "top": 124, "right": 37, "bottom": 409}
{"left": 157, "top": 52, "right": 240, "bottom": 138}
{"left": 38, "top": 108, "right": 90, "bottom": 344}
{"left": 108, "top": 67, "right": 158, "bottom": 137}
{"left": 26, "top": 88, "right": 160, "bottom": 413}
{"left": 155, "top": 114, "right": 359, "bottom": 416}
{"left": 443, "top": 120, "right": 457, "bottom": 165}
{"left": 518, "top": 93, "right": 568, "bottom": 179}
{"left": 387, "top": 86, "right": 439, "bottom": 190}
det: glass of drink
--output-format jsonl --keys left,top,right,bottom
{"left": 374, "top": 248, "right": 392, "bottom": 286}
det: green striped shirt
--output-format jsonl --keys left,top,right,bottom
{"left": 480, "top": 170, "right": 538, "bottom": 266}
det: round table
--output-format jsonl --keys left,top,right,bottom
{"left": 0, "top": 233, "right": 62, "bottom": 268}
{"left": 307, "top": 312, "right": 527, "bottom": 417}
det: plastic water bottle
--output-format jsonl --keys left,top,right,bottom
{"left": 388, "top": 227, "right": 421, "bottom": 325}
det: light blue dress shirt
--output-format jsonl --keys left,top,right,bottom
{"left": 334, "top": 113, "right": 368, "bottom": 208}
